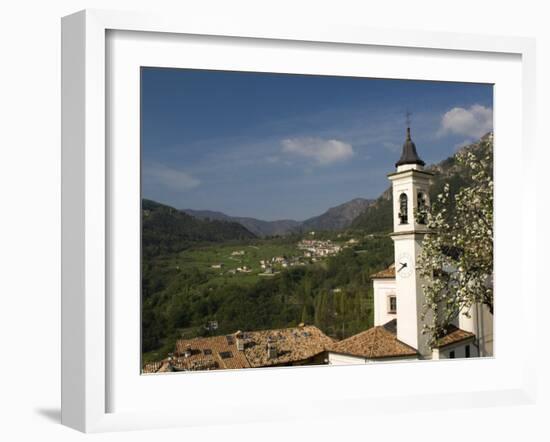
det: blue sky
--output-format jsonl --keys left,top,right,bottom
{"left": 141, "top": 68, "right": 493, "bottom": 221}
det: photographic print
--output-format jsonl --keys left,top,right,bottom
{"left": 141, "top": 68, "right": 494, "bottom": 373}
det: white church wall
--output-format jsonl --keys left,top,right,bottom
{"left": 432, "top": 340, "right": 478, "bottom": 360}
{"left": 390, "top": 179, "right": 412, "bottom": 234}
{"left": 328, "top": 353, "right": 367, "bottom": 366}
{"left": 459, "top": 303, "right": 494, "bottom": 357}
{"left": 459, "top": 307, "right": 476, "bottom": 334}
{"left": 389, "top": 171, "right": 432, "bottom": 234}
{"left": 481, "top": 308, "right": 493, "bottom": 356}
{"left": 391, "top": 234, "right": 432, "bottom": 358}
{"left": 373, "top": 278, "right": 397, "bottom": 326}
{"left": 477, "top": 304, "right": 493, "bottom": 357}
{"left": 328, "top": 352, "right": 419, "bottom": 365}
{"left": 388, "top": 163, "right": 434, "bottom": 359}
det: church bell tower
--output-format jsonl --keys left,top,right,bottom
{"left": 388, "top": 126, "right": 433, "bottom": 357}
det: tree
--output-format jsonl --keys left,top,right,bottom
{"left": 416, "top": 136, "right": 493, "bottom": 347}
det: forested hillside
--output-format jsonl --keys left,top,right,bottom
{"left": 142, "top": 199, "right": 256, "bottom": 257}
{"left": 142, "top": 233, "right": 393, "bottom": 361}
{"left": 183, "top": 208, "right": 301, "bottom": 237}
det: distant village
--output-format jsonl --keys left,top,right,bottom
{"left": 209, "top": 235, "right": 361, "bottom": 277}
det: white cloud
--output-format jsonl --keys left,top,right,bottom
{"left": 143, "top": 163, "right": 200, "bottom": 191}
{"left": 280, "top": 137, "right": 354, "bottom": 165}
{"left": 438, "top": 104, "right": 493, "bottom": 139}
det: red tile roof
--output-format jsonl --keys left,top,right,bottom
{"left": 172, "top": 334, "right": 251, "bottom": 371}
{"left": 244, "top": 325, "right": 334, "bottom": 368}
{"left": 433, "top": 325, "right": 475, "bottom": 349}
{"left": 143, "top": 325, "right": 334, "bottom": 373}
{"left": 371, "top": 263, "right": 396, "bottom": 279}
{"left": 328, "top": 320, "right": 418, "bottom": 359}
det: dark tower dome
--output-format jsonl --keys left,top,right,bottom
{"left": 395, "top": 127, "right": 425, "bottom": 168}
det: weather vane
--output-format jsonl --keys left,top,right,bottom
{"left": 405, "top": 110, "right": 412, "bottom": 128}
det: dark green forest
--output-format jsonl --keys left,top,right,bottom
{"left": 142, "top": 199, "right": 256, "bottom": 258}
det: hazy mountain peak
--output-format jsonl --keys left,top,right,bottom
{"left": 182, "top": 197, "right": 374, "bottom": 237}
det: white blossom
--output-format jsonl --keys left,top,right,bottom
{"left": 416, "top": 138, "right": 493, "bottom": 347}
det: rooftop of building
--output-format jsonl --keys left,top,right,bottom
{"left": 141, "top": 320, "right": 478, "bottom": 373}
{"left": 327, "top": 319, "right": 477, "bottom": 359}
{"left": 243, "top": 325, "right": 335, "bottom": 368}
{"left": 433, "top": 324, "right": 476, "bottom": 349}
{"left": 143, "top": 324, "right": 334, "bottom": 373}
{"left": 172, "top": 333, "right": 251, "bottom": 371}
{"left": 370, "top": 263, "right": 396, "bottom": 279}
{"left": 328, "top": 319, "right": 418, "bottom": 359}
{"left": 395, "top": 127, "right": 425, "bottom": 168}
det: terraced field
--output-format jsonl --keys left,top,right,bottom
{"left": 152, "top": 240, "right": 306, "bottom": 287}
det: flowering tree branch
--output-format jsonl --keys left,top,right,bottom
{"left": 416, "top": 137, "right": 493, "bottom": 347}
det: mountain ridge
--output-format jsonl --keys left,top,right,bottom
{"left": 181, "top": 209, "right": 301, "bottom": 237}
{"left": 146, "top": 132, "right": 492, "bottom": 240}
{"left": 298, "top": 197, "right": 374, "bottom": 232}
{"left": 183, "top": 197, "right": 374, "bottom": 237}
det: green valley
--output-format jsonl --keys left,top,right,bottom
{"left": 142, "top": 227, "right": 394, "bottom": 363}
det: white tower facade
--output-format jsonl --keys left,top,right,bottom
{"left": 388, "top": 128, "right": 433, "bottom": 357}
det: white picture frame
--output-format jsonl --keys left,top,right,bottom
{"left": 61, "top": 9, "right": 537, "bottom": 433}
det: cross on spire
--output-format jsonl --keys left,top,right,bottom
{"left": 395, "top": 109, "right": 425, "bottom": 168}
{"left": 405, "top": 110, "right": 412, "bottom": 140}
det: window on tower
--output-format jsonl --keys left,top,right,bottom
{"left": 388, "top": 295, "right": 397, "bottom": 314}
{"left": 417, "top": 191, "right": 427, "bottom": 224}
{"left": 399, "top": 193, "right": 408, "bottom": 224}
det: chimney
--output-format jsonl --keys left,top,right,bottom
{"left": 184, "top": 345, "right": 192, "bottom": 358}
{"left": 267, "top": 339, "right": 277, "bottom": 360}
{"left": 236, "top": 338, "right": 244, "bottom": 351}
{"left": 235, "top": 331, "right": 245, "bottom": 351}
